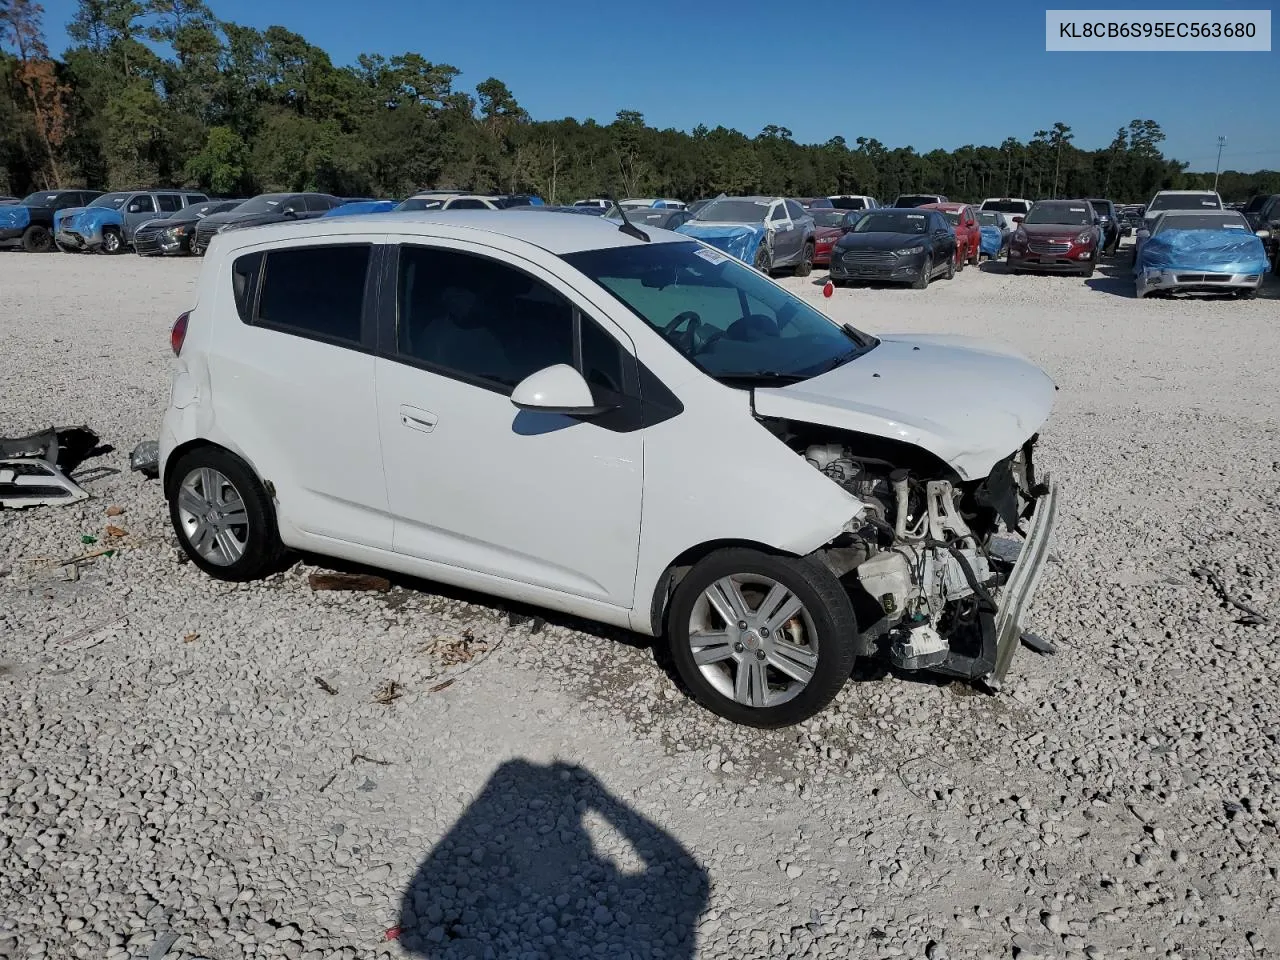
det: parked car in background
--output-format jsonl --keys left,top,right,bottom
{"left": 1241, "top": 193, "right": 1280, "bottom": 271}
{"left": 686, "top": 198, "right": 716, "bottom": 217}
{"left": 795, "top": 197, "right": 834, "bottom": 209}
{"left": 1142, "top": 190, "right": 1223, "bottom": 233}
{"left": 979, "top": 197, "right": 1033, "bottom": 231}
{"left": 807, "top": 209, "right": 849, "bottom": 266}
{"left": 56, "top": 189, "right": 208, "bottom": 254}
{"left": 0, "top": 189, "right": 103, "bottom": 251}
{"left": 135, "top": 200, "right": 246, "bottom": 256}
{"left": 977, "top": 210, "right": 1011, "bottom": 260}
{"left": 156, "top": 211, "right": 1058, "bottom": 727}
{"left": 192, "top": 193, "right": 342, "bottom": 255}
{"left": 321, "top": 200, "right": 399, "bottom": 217}
{"left": 610, "top": 206, "right": 692, "bottom": 231}
{"left": 827, "top": 207, "right": 957, "bottom": 289}
{"left": 1135, "top": 209, "right": 1268, "bottom": 300}
{"left": 573, "top": 198, "right": 613, "bottom": 209}
{"left": 397, "top": 192, "right": 537, "bottom": 211}
{"left": 511, "top": 204, "right": 622, "bottom": 218}
{"left": 827, "top": 195, "right": 879, "bottom": 211}
{"left": 1083, "top": 198, "right": 1123, "bottom": 254}
{"left": 0, "top": 196, "right": 18, "bottom": 205}
{"left": 620, "top": 198, "right": 685, "bottom": 210}
{"left": 1007, "top": 200, "right": 1101, "bottom": 276}
{"left": 921, "top": 202, "right": 981, "bottom": 268}
{"left": 892, "top": 193, "right": 948, "bottom": 208}
{"left": 675, "top": 196, "right": 816, "bottom": 275}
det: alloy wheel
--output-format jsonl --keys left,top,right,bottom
{"left": 686, "top": 574, "right": 818, "bottom": 708}
{"left": 175, "top": 467, "right": 250, "bottom": 566}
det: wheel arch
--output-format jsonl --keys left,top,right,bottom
{"left": 646, "top": 538, "right": 796, "bottom": 637}
{"left": 163, "top": 438, "right": 267, "bottom": 500}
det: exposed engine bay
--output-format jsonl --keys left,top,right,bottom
{"left": 761, "top": 417, "right": 1055, "bottom": 685}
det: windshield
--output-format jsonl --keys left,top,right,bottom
{"left": 1148, "top": 192, "right": 1221, "bottom": 212}
{"left": 810, "top": 210, "right": 847, "bottom": 227}
{"left": 1025, "top": 204, "right": 1092, "bottom": 225}
{"left": 894, "top": 195, "right": 937, "bottom": 207}
{"left": 235, "top": 195, "right": 290, "bottom": 215}
{"left": 981, "top": 199, "right": 1030, "bottom": 214}
{"left": 942, "top": 212, "right": 960, "bottom": 225}
{"left": 829, "top": 197, "right": 869, "bottom": 210}
{"left": 1087, "top": 200, "right": 1111, "bottom": 215}
{"left": 89, "top": 192, "right": 130, "bottom": 209}
{"left": 1155, "top": 213, "right": 1249, "bottom": 233}
{"left": 978, "top": 212, "right": 1002, "bottom": 226}
{"left": 853, "top": 211, "right": 929, "bottom": 234}
{"left": 693, "top": 199, "right": 770, "bottom": 223}
{"left": 20, "top": 192, "right": 62, "bottom": 206}
{"left": 563, "top": 241, "right": 875, "bottom": 381}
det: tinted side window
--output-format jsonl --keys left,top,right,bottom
{"left": 156, "top": 194, "right": 182, "bottom": 212}
{"left": 130, "top": 196, "right": 157, "bottom": 213}
{"left": 232, "top": 252, "right": 263, "bottom": 323}
{"left": 304, "top": 195, "right": 334, "bottom": 213}
{"left": 397, "top": 246, "right": 574, "bottom": 393}
{"left": 768, "top": 205, "right": 787, "bottom": 222}
{"left": 785, "top": 200, "right": 806, "bottom": 220}
{"left": 253, "top": 245, "right": 371, "bottom": 345}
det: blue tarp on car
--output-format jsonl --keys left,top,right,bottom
{"left": 321, "top": 200, "right": 398, "bottom": 217}
{"left": 980, "top": 225, "right": 1004, "bottom": 257}
{"left": 673, "top": 222, "right": 766, "bottom": 264}
{"left": 1135, "top": 229, "right": 1269, "bottom": 276}
{"left": 0, "top": 205, "right": 31, "bottom": 231}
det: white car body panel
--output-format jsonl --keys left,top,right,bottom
{"left": 979, "top": 198, "right": 1032, "bottom": 232}
{"left": 160, "top": 211, "right": 1053, "bottom": 641}
{"left": 752, "top": 334, "right": 1056, "bottom": 480}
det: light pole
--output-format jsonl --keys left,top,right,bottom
{"left": 1214, "top": 136, "right": 1226, "bottom": 192}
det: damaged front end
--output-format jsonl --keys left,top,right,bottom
{"left": 0, "top": 426, "right": 111, "bottom": 509}
{"left": 769, "top": 421, "right": 1059, "bottom": 689}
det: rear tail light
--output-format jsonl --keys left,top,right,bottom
{"left": 171, "top": 311, "right": 190, "bottom": 356}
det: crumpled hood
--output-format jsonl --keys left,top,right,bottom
{"left": 675, "top": 221, "right": 768, "bottom": 263}
{"left": 0, "top": 206, "right": 31, "bottom": 230}
{"left": 753, "top": 334, "right": 1056, "bottom": 479}
{"left": 62, "top": 206, "right": 123, "bottom": 234}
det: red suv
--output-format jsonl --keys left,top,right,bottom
{"left": 922, "top": 203, "right": 981, "bottom": 268}
{"left": 1006, "top": 200, "right": 1101, "bottom": 276}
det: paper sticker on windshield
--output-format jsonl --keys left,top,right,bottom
{"left": 1068, "top": 207, "right": 1086, "bottom": 212}
{"left": 905, "top": 214, "right": 924, "bottom": 219}
{"left": 695, "top": 246, "right": 730, "bottom": 265}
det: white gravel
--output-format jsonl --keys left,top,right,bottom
{"left": 2, "top": 246, "right": 1278, "bottom": 960}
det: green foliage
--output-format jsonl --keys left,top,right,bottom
{"left": 0, "top": 0, "right": 1273, "bottom": 202}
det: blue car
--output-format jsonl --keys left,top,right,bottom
{"left": 676, "top": 196, "right": 816, "bottom": 275}
{"left": 1134, "top": 210, "right": 1268, "bottom": 299}
{"left": 321, "top": 200, "right": 398, "bottom": 218}
{"left": 0, "top": 189, "right": 103, "bottom": 252}
{"left": 55, "top": 189, "right": 208, "bottom": 254}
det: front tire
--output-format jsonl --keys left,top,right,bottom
{"left": 794, "top": 242, "right": 814, "bottom": 277}
{"left": 100, "top": 229, "right": 123, "bottom": 255}
{"left": 912, "top": 256, "right": 933, "bottom": 290}
{"left": 944, "top": 253, "right": 956, "bottom": 280}
{"left": 753, "top": 245, "right": 772, "bottom": 274}
{"left": 21, "top": 225, "right": 53, "bottom": 253}
{"left": 666, "top": 548, "right": 858, "bottom": 728}
{"left": 168, "top": 447, "right": 287, "bottom": 582}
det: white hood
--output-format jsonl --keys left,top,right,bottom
{"left": 753, "top": 334, "right": 1056, "bottom": 479}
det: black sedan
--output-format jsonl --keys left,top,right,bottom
{"left": 134, "top": 199, "right": 246, "bottom": 256}
{"left": 827, "top": 209, "right": 957, "bottom": 289}
{"left": 191, "top": 193, "right": 342, "bottom": 255}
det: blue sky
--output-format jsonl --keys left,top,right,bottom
{"left": 36, "top": 0, "right": 1280, "bottom": 171}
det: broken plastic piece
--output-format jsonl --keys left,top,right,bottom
{"left": 0, "top": 426, "right": 109, "bottom": 510}
{"left": 130, "top": 440, "right": 160, "bottom": 479}
{"left": 1020, "top": 631, "right": 1058, "bottom": 656}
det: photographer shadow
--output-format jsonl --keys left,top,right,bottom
{"left": 398, "top": 759, "right": 709, "bottom": 959}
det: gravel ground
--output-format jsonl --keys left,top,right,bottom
{"left": 2, "top": 246, "right": 1278, "bottom": 960}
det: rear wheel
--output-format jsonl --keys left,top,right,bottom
{"left": 666, "top": 548, "right": 858, "bottom": 728}
{"left": 100, "top": 228, "right": 124, "bottom": 255}
{"left": 794, "top": 242, "right": 814, "bottom": 277}
{"left": 967, "top": 236, "right": 980, "bottom": 266}
{"left": 168, "top": 446, "right": 287, "bottom": 582}
{"left": 944, "top": 253, "right": 956, "bottom": 280}
{"left": 21, "top": 225, "right": 53, "bottom": 253}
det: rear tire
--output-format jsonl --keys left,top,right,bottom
{"left": 967, "top": 238, "right": 980, "bottom": 266}
{"left": 794, "top": 242, "right": 814, "bottom": 277}
{"left": 167, "top": 446, "right": 287, "bottom": 582}
{"left": 666, "top": 548, "right": 858, "bottom": 728}
{"left": 21, "top": 225, "right": 53, "bottom": 253}
{"left": 944, "top": 254, "right": 956, "bottom": 280}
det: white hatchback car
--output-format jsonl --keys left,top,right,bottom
{"left": 158, "top": 211, "right": 1060, "bottom": 727}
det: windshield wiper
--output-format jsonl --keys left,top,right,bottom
{"left": 713, "top": 371, "right": 809, "bottom": 385}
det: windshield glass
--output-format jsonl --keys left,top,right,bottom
{"left": 1087, "top": 200, "right": 1111, "bottom": 215}
{"left": 978, "top": 212, "right": 1002, "bottom": 226}
{"left": 235, "top": 195, "right": 289, "bottom": 215}
{"left": 829, "top": 197, "right": 868, "bottom": 210}
{"left": 89, "top": 193, "right": 130, "bottom": 209}
{"left": 20, "top": 192, "right": 62, "bottom": 206}
{"left": 1025, "top": 204, "right": 1092, "bottom": 225}
{"left": 894, "top": 195, "right": 937, "bottom": 207}
{"left": 563, "top": 241, "right": 875, "bottom": 381}
{"left": 1155, "top": 213, "right": 1249, "bottom": 232}
{"left": 981, "top": 199, "right": 1030, "bottom": 214}
{"left": 1148, "top": 192, "right": 1221, "bottom": 212}
{"left": 853, "top": 212, "right": 929, "bottom": 234}
{"left": 942, "top": 212, "right": 960, "bottom": 225}
{"left": 693, "top": 199, "right": 770, "bottom": 223}
{"left": 398, "top": 197, "right": 443, "bottom": 210}
{"left": 810, "top": 210, "right": 847, "bottom": 227}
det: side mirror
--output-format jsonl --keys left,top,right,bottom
{"left": 127, "top": 202, "right": 142, "bottom": 213}
{"left": 511, "top": 364, "right": 611, "bottom": 416}
{"left": 1012, "top": 216, "right": 1024, "bottom": 224}
{"left": 282, "top": 207, "right": 299, "bottom": 218}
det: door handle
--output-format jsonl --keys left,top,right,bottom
{"left": 399, "top": 405, "right": 437, "bottom": 433}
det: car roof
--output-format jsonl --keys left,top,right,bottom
{"left": 921, "top": 202, "right": 966, "bottom": 211}
{"left": 1153, "top": 208, "right": 1243, "bottom": 218}
{"left": 1032, "top": 199, "right": 1091, "bottom": 206}
{"left": 211, "top": 209, "right": 694, "bottom": 255}
{"left": 1152, "top": 189, "right": 1220, "bottom": 195}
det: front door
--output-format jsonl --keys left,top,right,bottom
{"left": 123, "top": 195, "right": 158, "bottom": 240}
{"left": 374, "top": 241, "right": 643, "bottom": 607}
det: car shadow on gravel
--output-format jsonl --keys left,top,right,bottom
{"left": 396, "top": 759, "right": 709, "bottom": 958}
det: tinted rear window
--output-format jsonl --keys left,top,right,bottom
{"left": 244, "top": 245, "right": 371, "bottom": 346}
{"left": 981, "top": 199, "right": 1031, "bottom": 214}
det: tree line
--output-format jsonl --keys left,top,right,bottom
{"left": 2, "top": 0, "right": 1277, "bottom": 204}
